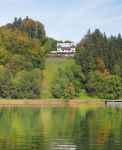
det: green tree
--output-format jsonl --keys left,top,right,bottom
{"left": 100, "top": 75, "right": 122, "bottom": 99}
{"left": 113, "top": 64, "right": 122, "bottom": 77}
{"left": 85, "top": 71, "right": 122, "bottom": 99}
{"left": 51, "top": 65, "right": 85, "bottom": 99}
{"left": 0, "top": 67, "right": 14, "bottom": 98}
{"left": 12, "top": 69, "right": 42, "bottom": 99}
{"left": 42, "top": 37, "right": 57, "bottom": 54}
{"left": 51, "top": 77, "right": 70, "bottom": 99}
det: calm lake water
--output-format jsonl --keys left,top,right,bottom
{"left": 0, "top": 105, "right": 122, "bottom": 150}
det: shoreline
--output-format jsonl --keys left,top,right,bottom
{"left": 0, "top": 99, "right": 105, "bottom": 106}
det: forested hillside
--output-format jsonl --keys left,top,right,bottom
{"left": 76, "top": 29, "right": 122, "bottom": 75}
{"left": 0, "top": 18, "right": 121, "bottom": 100}
{"left": 75, "top": 29, "right": 122, "bottom": 99}
{"left": 0, "top": 17, "right": 47, "bottom": 99}
{"left": 51, "top": 29, "right": 122, "bottom": 100}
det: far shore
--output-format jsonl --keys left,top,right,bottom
{"left": 0, "top": 99, "right": 105, "bottom": 106}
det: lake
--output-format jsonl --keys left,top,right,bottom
{"left": 0, "top": 105, "right": 122, "bottom": 150}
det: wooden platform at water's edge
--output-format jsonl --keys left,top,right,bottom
{"left": 106, "top": 100, "right": 122, "bottom": 106}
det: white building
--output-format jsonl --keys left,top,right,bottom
{"left": 57, "top": 43, "right": 76, "bottom": 55}
{"left": 50, "top": 42, "right": 76, "bottom": 57}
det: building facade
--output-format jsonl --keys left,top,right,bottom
{"left": 50, "top": 42, "right": 76, "bottom": 57}
{"left": 57, "top": 43, "right": 76, "bottom": 55}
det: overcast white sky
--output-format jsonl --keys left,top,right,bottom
{"left": 0, "top": 0, "right": 122, "bottom": 42}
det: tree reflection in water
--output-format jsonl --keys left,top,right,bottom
{"left": 0, "top": 106, "right": 121, "bottom": 150}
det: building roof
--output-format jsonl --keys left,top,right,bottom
{"left": 57, "top": 43, "right": 76, "bottom": 48}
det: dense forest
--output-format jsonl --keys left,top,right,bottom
{"left": 76, "top": 29, "right": 122, "bottom": 99}
{"left": 52, "top": 29, "right": 122, "bottom": 99}
{"left": 0, "top": 17, "right": 48, "bottom": 99}
{"left": 0, "top": 17, "right": 122, "bottom": 99}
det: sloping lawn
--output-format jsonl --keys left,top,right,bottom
{"left": 41, "top": 58, "right": 75, "bottom": 98}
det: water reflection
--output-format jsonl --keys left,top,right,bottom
{"left": 50, "top": 139, "right": 76, "bottom": 150}
{"left": 0, "top": 106, "right": 121, "bottom": 150}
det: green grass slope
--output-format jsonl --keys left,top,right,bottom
{"left": 41, "top": 58, "right": 75, "bottom": 98}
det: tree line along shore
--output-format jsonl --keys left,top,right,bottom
{"left": 0, "top": 17, "right": 121, "bottom": 100}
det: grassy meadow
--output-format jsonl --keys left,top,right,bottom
{"left": 41, "top": 58, "right": 75, "bottom": 98}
